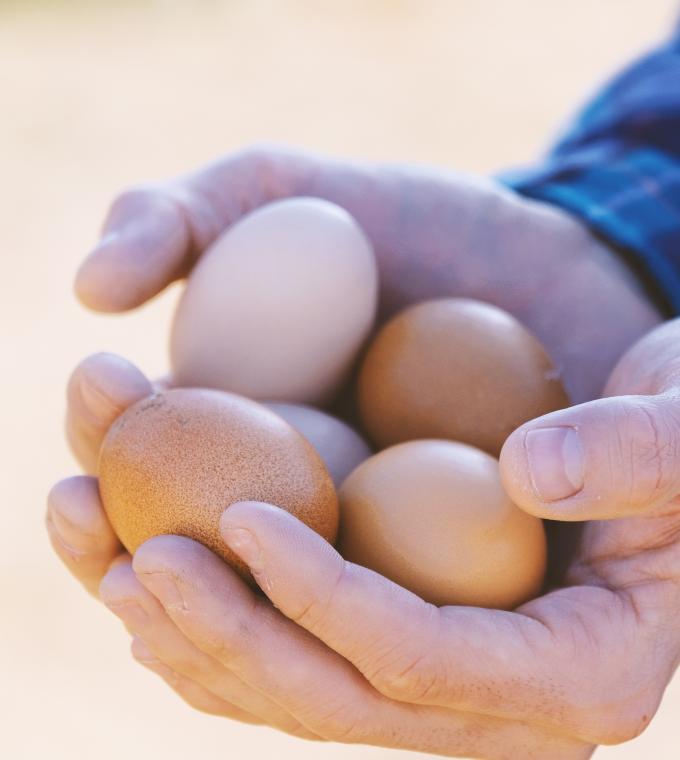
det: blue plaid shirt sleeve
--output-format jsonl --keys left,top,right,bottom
{"left": 501, "top": 28, "right": 680, "bottom": 314}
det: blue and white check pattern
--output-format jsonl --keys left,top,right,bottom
{"left": 502, "top": 27, "right": 680, "bottom": 314}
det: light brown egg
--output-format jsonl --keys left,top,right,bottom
{"left": 339, "top": 440, "right": 546, "bottom": 609}
{"left": 357, "top": 298, "right": 569, "bottom": 456}
{"left": 170, "top": 198, "right": 378, "bottom": 406}
{"left": 98, "top": 388, "right": 338, "bottom": 579}
{"left": 265, "top": 402, "right": 372, "bottom": 487}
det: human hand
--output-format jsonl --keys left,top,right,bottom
{"left": 50, "top": 145, "right": 672, "bottom": 757}
{"left": 50, "top": 352, "right": 594, "bottom": 758}
{"left": 74, "top": 144, "right": 660, "bottom": 402}
{"left": 50, "top": 318, "right": 680, "bottom": 756}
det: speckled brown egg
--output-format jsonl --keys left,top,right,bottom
{"left": 339, "top": 440, "right": 546, "bottom": 609}
{"left": 98, "top": 388, "right": 338, "bottom": 579}
{"left": 357, "top": 298, "right": 569, "bottom": 456}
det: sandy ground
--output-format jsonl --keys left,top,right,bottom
{"left": 2, "top": 1, "right": 680, "bottom": 758}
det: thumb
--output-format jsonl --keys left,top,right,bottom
{"left": 499, "top": 392, "right": 680, "bottom": 520}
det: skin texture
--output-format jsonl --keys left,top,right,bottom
{"left": 46, "top": 146, "right": 680, "bottom": 757}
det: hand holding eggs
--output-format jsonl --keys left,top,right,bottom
{"left": 98, "top": 198, "right": 570, "bottom": 609}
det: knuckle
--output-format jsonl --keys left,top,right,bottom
{"left": 289, "top": 559, "right": 350, "bottom": 633}
{"left": 309, "top": 704, "right": 368, "bottom": 744}
{"left": 196, "top": 609, "right": 257, "bottom": 669}
{"left": 620, "top": 400, "right": 680, "bottom": 508}
{"left": 369, "top": 650, "right": 441, "bottom": 703}
{"left": 235, "top": 142, "right": 301, "bottom": 204}
{"left": 367, "top": 604, "right": 443, "bottom": 703}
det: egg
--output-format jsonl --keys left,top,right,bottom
{"left": 98, "top": 388, "right": 338, "bottom": 579}
{"left": 357, "top": 298, "right": 569, "bottom": 456}
{"left": 338, "top": 440, "right": 546, "bottom": 608}
{"left": 170, "top": 198, "right": 378, "bottom": 406}
{"left": 265, "top": 402, "right": 372, "bottom": 487}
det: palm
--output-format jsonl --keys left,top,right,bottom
{"left": 274, "top": 151, "right": 659, "bottom": 402}
{"left": 497, "top": 338, "right": 680, "bottom": 739}
{"left": 507, "top": 509, "right": 679, "bottom": 737}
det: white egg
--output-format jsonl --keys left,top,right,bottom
{"left": 265, "top": 402, "right": 372, "bottom": 487}
{"left": 170, "top": 198, "right": 378, "bottom": 405}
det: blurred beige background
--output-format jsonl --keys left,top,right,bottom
{"left": 2, "top": 1, "right": 680, "bottom": 758}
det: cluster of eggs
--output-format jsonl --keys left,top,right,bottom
{"left": 99, "top": 199, "right": 569, "bottom": 609}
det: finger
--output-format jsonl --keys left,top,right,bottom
{"left": 66, "top": 352, "right": 152, "bottom": 473}
{"left": 221, "top": 501, "right": 441, "bottom": 688}
{"left": 74, "top": 147, "right": 289, "bottom": 312}
{"left": 132, "top": 535, "right": 591, "bottom": 758}
{"left": 99, "top": 559, "right": 315, "bottom": 739}
{"left": 75, "top": 186, "right": 195, "bottom": 311}
{"left": 218, "top": 502, "right": 648, "bottom": 746}
{"left": 604, "top": 317, "right": 680, "bottom": 397}
{"left": 499, "top": 392, "right": 680, "bottom": 520}
{"left": 46, "top": 476, "right": 124, "bottom": 595}
{"left": 131, "top": 636, "right": 265, "bottom": 725}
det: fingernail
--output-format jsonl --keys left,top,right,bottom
{"left": 78, "top": 375, "right": 120, "bottom": 426}
{"left": 106, "top": 600, "right": 150, "bottom": 629}
{"left": 46, "top": 515, "right": 86, "bottom": 562}
{"left": 139, "top": 571, "right": 186, "bottom": 610}
{"left": 222, "top": 526, "right": 264, "bottom": 574}
{"left": 525, "top": 427, "right": 584, "bottom": 502}
{"left": 47, "top": 508, "right": 89, "bottom": 550}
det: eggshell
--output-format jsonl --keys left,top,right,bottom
{"left": 338, "top": 440, "right": 546, "bottom": 609}
{"left": 358, "top": 298, "right": 569, "bottom": 456}
{"left": 98, "top": 388, "right": 338, "bottom": 579}
{"left": 170, "top": 198, "right": 378, "bottom": 405}
{"left": 265, "top": 402, "right": 372, "bottom": 487}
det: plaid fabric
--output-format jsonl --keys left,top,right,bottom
{"left": 502, "top": 28, "right": 680, "bottom": 314}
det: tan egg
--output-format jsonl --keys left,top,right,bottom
{"left": 265, "top": 402, "right": 372, "bottom": 487}
{"left": 170, "top": 198, "right": 378, "bottom": 406}
{"left": 357, "top": 298, "right": 569, "bottom": 456}
{"left": 339, "top": 440, "right": 546, "bottom": 609}
{"left": 98, "top": 388, "right": 338, "bottom": 580}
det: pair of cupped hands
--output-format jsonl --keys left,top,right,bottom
{"left": 48, "top": 146, "right": 680, "bottom": 759}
